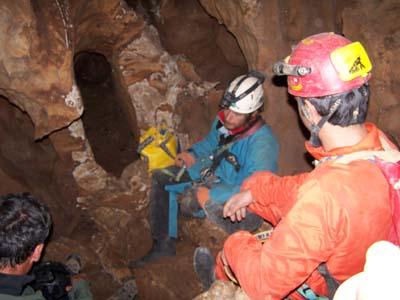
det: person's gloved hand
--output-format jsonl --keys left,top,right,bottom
{"left": 175, "top": 151, "right": 196, "bottom": 168}
{"left": 196, "top": 186, "right": 210, "bottom": 209}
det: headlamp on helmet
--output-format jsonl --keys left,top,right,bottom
{"left": 272, "top": 32, "right": 372, "bottom": 98}
{"left": 272, "top": 61, "right": 311, "bottom": 77}
{"left": 220, "top": 70, "right": 266, "bottom": 114}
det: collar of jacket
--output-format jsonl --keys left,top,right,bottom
{"left": 0, "top": 272, "right": 34, "bottom": 296}
{"left": 305, "top": 123, "right": 383, "bottom": 161}
{"left": 217, "top": 110, "right": 258, "bottom": 136}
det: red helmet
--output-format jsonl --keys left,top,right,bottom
{"left": 274, "top": 32, "right": 372, "bottom": 98}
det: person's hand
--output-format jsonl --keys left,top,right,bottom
{"left": 66, "top": 274, "right": 87, "bottom": 292}
{"left": 175, "top": 151, "right": 196, "bottom": 168}
{"left": 223, "top": 190, "right": 254, "bottom": 222}
{"left": 196, "top": 186, "right": 210, "bottom": 208}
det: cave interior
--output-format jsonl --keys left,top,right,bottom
{"left": 0, "top": 0, "right": 399, "bottom": 299}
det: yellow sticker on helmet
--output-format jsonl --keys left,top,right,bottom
{"left": 330, "top": 42, "right": 372, "bottom": 81}
{"left": 289, "top": 82, "right": 303, "bottom": 91}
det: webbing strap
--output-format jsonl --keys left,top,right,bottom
{"left": 317, "top": 264, "right": 340, "bottom": 299}
{"left": 201, "top": 118, "right": 265, "bottom": 182}
{"left": 309, "top": 98, "right": 341, "bottom": 147}
{"left": 296, "top": 284, "right": 329, "bottom": 300}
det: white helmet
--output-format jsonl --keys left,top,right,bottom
{"left": 221, "top": 71, "right": 265, "bottom": 114}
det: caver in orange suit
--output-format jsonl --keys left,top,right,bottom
{"left": 215, "top": 123, "right": 398, "bottom": 299}
{"left": 210, "top": 32, "right": 400, "bottom": 300}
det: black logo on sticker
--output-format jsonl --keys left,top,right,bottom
{"left": 349, "top": 57, "right": 365, "bottom": 74}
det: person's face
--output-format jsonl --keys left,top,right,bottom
{"left": 224, "top": 109, "right": 249, "bottom": 130}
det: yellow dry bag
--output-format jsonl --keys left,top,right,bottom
{"left": 138, "top": 124, "right": 177, "bottom": 172}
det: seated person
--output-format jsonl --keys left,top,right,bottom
{"left": 193, "top": 33, "right": 400, "bottom": 299}
{"left": 0, "top": 193, "right": 92, "bottom": 300}
{"left": 133, "top": 71, "right": 279, "bottom": 266}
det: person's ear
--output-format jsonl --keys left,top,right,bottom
{"left": 31, "top": 244, "right": 44, "bottom": 263}
{"left": 304, "top": 100, "right": 321, "bottom": 123}
{"left": 250, "top": 111, "right": 258, "bottom": 118}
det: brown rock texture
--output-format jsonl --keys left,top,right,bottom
{"left": 149, "top": 0, "right": 247, "bottom": 86}
{"left": 341, "top": 0, "right": 400, "bottom": 145}
{"left": 0, "top": 1, "right": 80, "bottom": 138}
{"left": 0, "top": 1, "right": 218, "bottom": 298}
{"left": 0, "top": 0, "right": 399, "bottom": 299}
{"left": 194, "top": 280, "right": 249, "bottom": 300}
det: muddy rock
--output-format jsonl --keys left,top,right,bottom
{"left": 194, "top": 280, "right": 249, "bottom": 300}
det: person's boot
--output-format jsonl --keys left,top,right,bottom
{"left": 129, "top": 237, "right": 176, "bottom": 268}
{"left": 65, "top": 253, "right": 82, "bottom": 275}
{"left": 193, "top": 247, "right": 216, "bottom": 291}
{"left": 108, "top": 277, "right": 138, "bottom": 300}
{"left": 204, "top": 200, "right": 263, "bottom": 234}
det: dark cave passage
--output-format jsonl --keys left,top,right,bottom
{"left": 74, "top": 51, "right": 139, "bottom": 177}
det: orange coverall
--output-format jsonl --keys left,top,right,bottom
{"left": 215, "top": 123, "right": 397, "bottom": 299}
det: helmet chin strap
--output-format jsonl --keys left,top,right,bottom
{"left": 309, "top": 98, "right": 342, "bottom": 147}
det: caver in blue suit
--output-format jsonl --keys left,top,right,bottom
{"left": 131, "top": 71, "right": 279, "bottom": 267}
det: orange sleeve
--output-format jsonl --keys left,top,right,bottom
{"left": 242, "top": 171, "right": 309, "bottom": 225}
{"left": 224, "top": 179, "right": 342, "bottom": 299}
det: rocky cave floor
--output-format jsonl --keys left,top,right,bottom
{"left": 45, "top": 206, "right": 235, "bottom": 300}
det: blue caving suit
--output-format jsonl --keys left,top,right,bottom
{"left": 149, "top": 113, "right": 279, "bottom": 240}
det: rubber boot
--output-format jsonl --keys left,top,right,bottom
{"left": 204, "top": 200, "right": 263, "bottom": 234}
{"left": 129, "top": 237, "right": 176, "bottom": 268}
{"left": 193, "top": 247, "right": 216, "bottom": 291}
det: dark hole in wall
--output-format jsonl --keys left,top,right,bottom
{"left": 74, "top": 51, "right": 138, "bottom": 177}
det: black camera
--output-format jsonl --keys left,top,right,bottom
{"left": 31, "top": 261, "right": 72, "bottom": 300}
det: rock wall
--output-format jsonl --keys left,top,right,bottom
{"left": 0, "top": 1, "right": 80, "bottom": 138}
{"left": 0, "top": 0, "right": 399, "bottom": 299}
{"left": 0, "top": 1, "right": 219, "bottom": 298}
{"left": 341, "top": 0, "right": 400, "bottom": 145}
{"left": 147, "top": 0, "right": 248, "bottom": 86}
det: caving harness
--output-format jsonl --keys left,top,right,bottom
{"left": 198, "top": 115, "right": 265, "bottom": 184}
{"left": 161, "top": 115, "right": 265, "bottom": 184}
{"left": 166, "top": 116, "right": 266, "bottom": 239}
